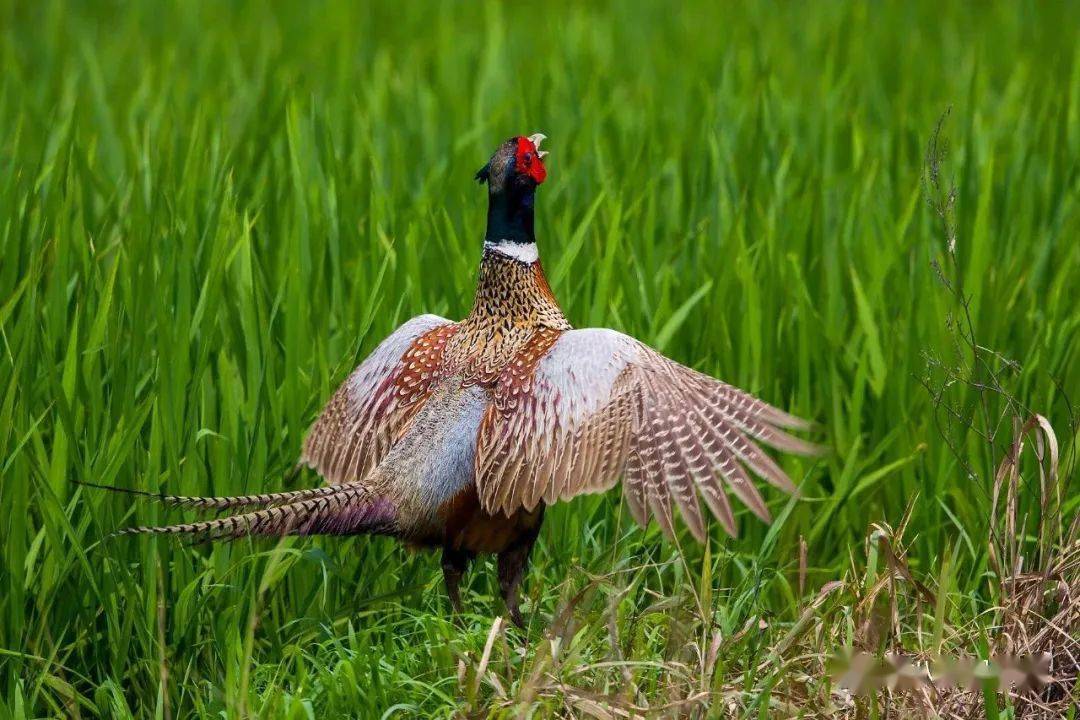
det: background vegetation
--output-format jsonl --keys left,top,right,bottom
{"left": 1, "top": 0, "right": 1077, "bottom": 717}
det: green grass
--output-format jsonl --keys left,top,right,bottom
{"left": 1, "top": 0, "right": 1078, "bottom": 717}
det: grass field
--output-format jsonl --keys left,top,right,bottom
{"left": 1, "top": 1, "right": 1079, "bottom": 717}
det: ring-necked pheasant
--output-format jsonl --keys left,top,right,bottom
{"left": 107, "top": 134, "right": 820, "bottom": 627}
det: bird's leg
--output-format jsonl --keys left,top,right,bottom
{"left": 441, "top": 547, "right": 470, "bottom": 615}
{"left": 497, "top": 524, "right": 541, "bottom": 629}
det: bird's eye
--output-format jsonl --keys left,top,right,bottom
{"left": 523, "top": 152, "right": 533, "bottom": 165}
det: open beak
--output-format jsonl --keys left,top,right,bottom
{"left": 528, "top": 133, "right": 549, "bottom": 159}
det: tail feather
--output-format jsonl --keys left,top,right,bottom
{"left": 76, "top": 479, "right": 340, "bottom": 511}
{"left": 113, "top": 485, "right": 393, "bottom": 542}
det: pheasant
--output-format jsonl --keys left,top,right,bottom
{"left": 107, "top": 134, "right": 820, "bottom": 627}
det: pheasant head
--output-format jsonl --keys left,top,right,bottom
{"left": 476, "top": 134, "right": 548, "bottom": 247}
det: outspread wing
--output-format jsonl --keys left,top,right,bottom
{"left": 474, "top": 329, "right": 820, "bottom": 541}
{"left": 301, "top": 314, "right": 456, "bottom": 484}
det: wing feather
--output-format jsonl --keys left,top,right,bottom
{"left": 301, "top": 314, "right": 455, "bottom": 485}
{"left": 624, "top": 449, "right": 650, "bottom": 526}
{"left": 475, "top": 328, "right": 821, "bottom": 539}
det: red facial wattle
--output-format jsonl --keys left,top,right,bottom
{"left": 514, "top": 136, "right": 547, "bottom": 184}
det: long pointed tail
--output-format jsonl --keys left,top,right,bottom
{"left": 75, "top": 479, "right": 343, "bottom": 511}
{"left": 113, "top": 485, "right": 393, "bottom": 542}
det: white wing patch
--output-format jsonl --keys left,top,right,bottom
{"left": 531, "top": 328, "right": 643, "bottom": 427}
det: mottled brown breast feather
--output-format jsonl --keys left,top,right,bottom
{"left": 395, "top": 323, "right": 459, "bottom": 403}
{"left": 491, "top": 327, "right": 564, "bottom": 413}
{"left": 444, "top": 251, "right": 571, "bottom": 389}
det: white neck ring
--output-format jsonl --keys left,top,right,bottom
{"left": 484, "top": 240, "right": 538, "bottom": 263}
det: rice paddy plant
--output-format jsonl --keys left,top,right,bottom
{"left": 0, "top": 0, "right": 1077, "bottom": 716}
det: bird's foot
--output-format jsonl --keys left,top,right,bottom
{"left": 441, "top": 547, "right": 470, "bottom": 618}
